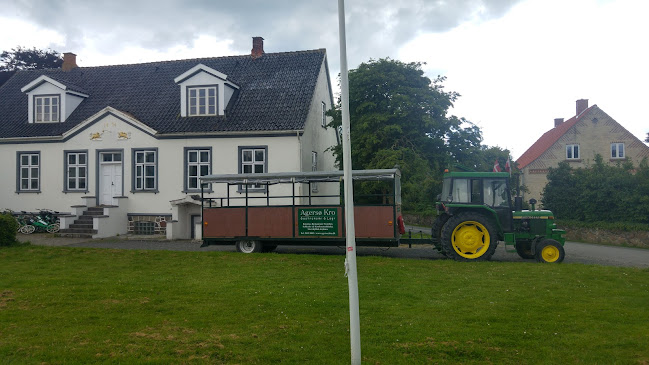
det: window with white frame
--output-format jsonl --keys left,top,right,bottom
{"left": 134, "top": 149, "right": 157, "bottom": 191}
{"left": 321, "top": 101, "right": 327, "bottom": 128}
{"left": 65, "top": 151, "right": 87, "bottom": 191}
{"left": 239, "top": 147, "right": 266, "bottom": 190}
{"left": 611, "top": 143, "right": 625, "bottom": 159}
{"left": 185, "top": 148, "right": 211, "bottom": 191}
{"left": 311, "top": 151, "right": 318, "bottom": 192}
{"left": 188, "top": 86, "right": 217, "bottom": 116}
{"left": 35, "top": 95, "right": 60, "bottom": 122}
{"left": 17, "top": 152, "right": 40, "bottom": 192}
{"left": 566, "top": 144, "right": 579, "bottom": 160}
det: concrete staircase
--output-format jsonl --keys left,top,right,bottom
{"left": 59, "top": 207, "right": 105, "bottom": 238}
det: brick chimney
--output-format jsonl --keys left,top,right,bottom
{"left": 62, "top": 52, "right": 78, "bottom": 71}
{"left": 576, "top": 99, "right": 588, "bottom": 116}
{"left": 554, "top": 118, "right": 564, "bottom": 128}
{"left": 251, "top": 37, "right": 264, "bottom": 59}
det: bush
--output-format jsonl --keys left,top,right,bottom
{"left": 0, "top": 212, "right": 19, "bottom": 246}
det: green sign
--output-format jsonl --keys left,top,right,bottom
{"left": 298, "top": 208, "right": 338, "bottom": 236}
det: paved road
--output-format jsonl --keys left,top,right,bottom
{"left": 22, "top": 234, "right": 649, "bottom": 269}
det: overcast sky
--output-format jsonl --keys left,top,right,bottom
{"left": 1, "top": 0, "right": 647, "bottom": 159}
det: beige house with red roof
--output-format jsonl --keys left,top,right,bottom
{"left": 517, "top": 99, "right": 649, "bottom": 206}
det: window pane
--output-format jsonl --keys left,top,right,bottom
{"left": 31, "top": 155, "right": 39, "bottom": 165}
{"left": 574, "top": 146, "right": 579, "bottom": 158}
{"left": 68, "top": 154, "right": 76, "bottom": 164}
{"left": 31, "top": 179, "right": 38, "bottom": 190}
{"left": 242, "top": 150, "right": 252, "bottom": 162}
{"left": 44, "top": 98, "right": 50, "bottom": 106}
{"left": 136, "top": 176, "right": 142, "bottom": 190}
{"left": 79, "top": 167, "right": 86, "bottom": 177}
{"left": 114, "top": 154, "right": 121, "bottom": 162}
{"left": 103, "top": 154, "right": 112, "bottom": 162}
{"left": 145, "top": 165, "right": 155, "bottom": 177}
{"left": 189, "top": 177, "right": 197, "bottom": 189}
{"left": 208, "top": 105, "right": 215, "bottom": 114}
{"left": 200, "top": 151, "right": 209, "bottom": 162}
{"left": 145, "top": 178, "right": 155, "bottom": 189}
{"left": 136, "top": 165, "right": 142, "bottom": 178}
{"left": 21, "top": 155, "right": 28, "bottom": 165}
{"left": 21, "top": 168, "right": 28, "bottom": 178}
{"left": 254, "top": 164, "right": 264, "bottom": 173}
{"left": 36, "top": 98, "right": 42, "bottom": 106}
{"left": 79, "top": 153, "right": 86, "bottom": 165}
{"left": 22, "top": 179, "right": 29, "bottom": 189}
{"left": 208, "top": 88, "right": 215, "bottom": 97}
{"left": 255, "top": 150, "right": 264, "bottom": 162}
{"left": 136, "top": 152, "right": 144, "bottom": 163}
{"left": 199, "top": 105, "right": 205, "bottom": 114}
{"left": 619, "top": 144, "right": 624, "bottom": 157}
{"left": 189, "top": 106, "right": 197, "bottom": 115}
{"left": 79, "top": 178, "right": 86, "bottom": 189}
{"left": 611, "top": 144, "right": 617, "bottom": 157}
{"left": 189, "top": 151, "right": 197, "bottom": 162}
{"left": 31, "top": 167, "right": 38, "bottom": 177}
{"left": 69, "top": 179, "right": 76, "bottom": 189}
{"left": 189, "top": 165, "right": 197, "bottom": 177}
{"left": 68, "top": 167, "right": 76, "bottom": 178}
{"left": 145, "top": 152, "right": 155, "bottom": 163}
{"left": 199, "top": 89, "right": 206, "bottom": 97}
{"left": 200, "top": 165, "right": 209, "bottom": 176}
{"left": 243, "top": 165, "right": 252, "bottom": 173}
{"left": 52, "top": 97, "right": 58, "bottom": 105}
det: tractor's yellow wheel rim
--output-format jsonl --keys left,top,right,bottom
{"left": 451, "top": 221, "right": 490, "bottom": 259}
{"left": 541, "top": 245, "right": 560, "bottom": 262}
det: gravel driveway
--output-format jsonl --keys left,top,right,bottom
{"left": 18, "top": 233, "right": 649, "bottom": 269}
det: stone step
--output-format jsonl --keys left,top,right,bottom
{"left": 59, "top": 228, "right": 98, "bottom": 234}
{"left": 59, "top": 232, "right": 94, "bottom": 239}
{"left": 69, "top": 223, "right": 94, "bottom": 229}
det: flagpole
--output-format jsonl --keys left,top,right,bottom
{"left": 337, "top": 0, "right": 361, "bottom": 364}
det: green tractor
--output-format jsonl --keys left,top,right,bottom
{"left": 432, "top": 171, "right": 566, "bottom": 263}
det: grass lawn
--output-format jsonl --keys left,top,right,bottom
{"left": 1, "top": 245, "right": 648, "bottom": 364}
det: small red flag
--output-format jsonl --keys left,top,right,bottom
{"left": 493, "top": 159, "right": 501, "bottom": 172}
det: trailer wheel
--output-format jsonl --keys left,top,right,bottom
{"left": 431, "top": 214, "right": 449, "bottom": 256}
{"left": 535, "top": 239, "right": 565, "bottom": 263}
{"left": 515, "top": 240, "right": 535, "bottom": 259}
{"left": 441, "top": 213, "right": 497, "bottom": 261}
{"left": 236, "top": 240, "right": 263, "bottom": 253}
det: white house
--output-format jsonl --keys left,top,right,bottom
{"left": 0, "top": 37, "right": 337, "bottom": 239}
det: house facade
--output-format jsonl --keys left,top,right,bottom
{"left": 0, "top": 38, "right": 337, "bottom": 239}
{"left": 516, "top": 99, "right": 649, "bottom": 205}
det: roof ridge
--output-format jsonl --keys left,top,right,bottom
{"left": 71, "top": 48, "right": 326, "bottom": 69}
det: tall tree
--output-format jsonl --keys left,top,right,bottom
{"left": 0, "top": 46, "right": 63, "bottom": 71}
{"left": 327, "top": 58, "right": 499, "bottom": 210}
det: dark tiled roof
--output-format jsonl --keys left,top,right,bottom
{"left": 0, "top": 49, "right": 326, "bottom": 138}
{"left": 0, "top": 70, "right": 16, "bottom": 88}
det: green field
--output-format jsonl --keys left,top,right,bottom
{"left": 1, "top": 245, "right": 648, "bottom": 364}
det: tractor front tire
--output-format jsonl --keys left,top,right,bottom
{"left": 441, "top": 213, "right": 498, "bottom": 261}
{"left": 236, "top": 240, "right": 263, "bottom": 253}
{"left": 535, "top": 239, "right": 565, "bottom": 263}
{"left": 515, "top": 240, "right": 535, "bottom": 260}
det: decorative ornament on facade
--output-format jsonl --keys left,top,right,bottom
{"left": 117, "top": 131, "right": 131, "bottom": 140}
{"left": 90, "top": 131, "right": 104, "bottom": 141}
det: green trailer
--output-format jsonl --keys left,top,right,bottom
{"left": 432, "top": 171, "right": 566, "bottom": 263}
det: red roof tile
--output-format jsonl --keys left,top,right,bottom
{"left": 516, "top": 105, "right": 595, "bottom": 169}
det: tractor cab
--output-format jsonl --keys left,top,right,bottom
{"left": 438, "top": 172, "right": 513, "bottom": 233}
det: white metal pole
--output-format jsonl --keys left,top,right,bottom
{"left": 337, "top": 0, "right": 361, "bottom": 364}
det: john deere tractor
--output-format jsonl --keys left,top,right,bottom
{"left": 432, "top": 171, "right": 566, "bottom": 263}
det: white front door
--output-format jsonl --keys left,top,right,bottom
{"left": 99, "top": 153, "right": 122, "bottom": 206}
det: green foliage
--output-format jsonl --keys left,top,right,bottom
{"left": 0, "top": 46, "right": 63, "bottom": 71}
{"left": 0, "top": 212, "right": 19, "bottom": 246}
{"left": 543, "top": 155, "right": 649, "bottom": 223}
{"left": 328, "top": 58, "right": 512, "bottom": 210}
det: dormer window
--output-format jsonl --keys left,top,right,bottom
{"left": 35, "top": 95, "right": 60, "bottom": 122}
{"left": 174, "top": 64, "right": 239, "bottom": 118}
{"left": 188, "top": 86, "right": 218, "bottom": 116}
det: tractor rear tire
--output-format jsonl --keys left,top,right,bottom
{"left": 236, "top": 240, "right": 263, "bottom": 253}
{"left": 441, "top": 212, "right": 498, "bottom": 261}
{"left": 535, "top": 239, "right": 565, "bottom": 263}
{"left": 515, "top": 240, "right": 535, "bottom": 259}
{"left": 431, "top": 214, "right": 450, "bottom": 256}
